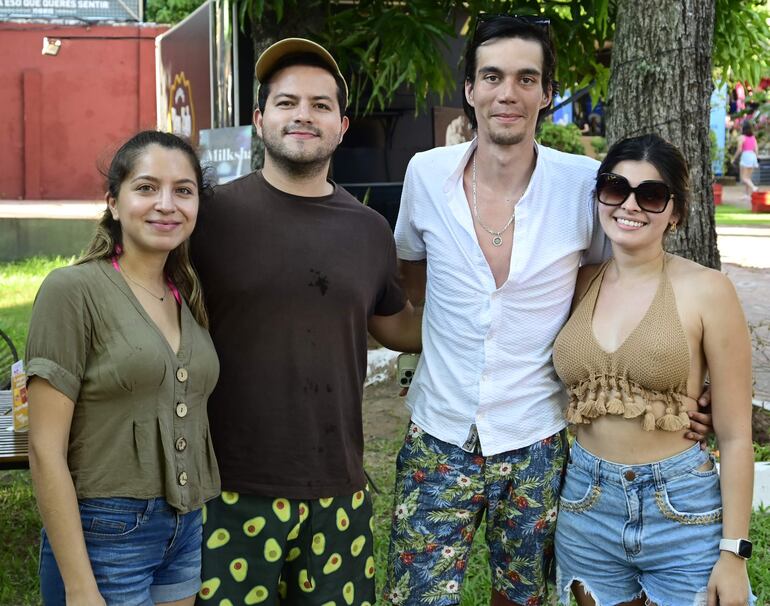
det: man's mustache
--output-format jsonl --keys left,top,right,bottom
{"left": 283, "top": 126, "right": 322, "bottom": 136}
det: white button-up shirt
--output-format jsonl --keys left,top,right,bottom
{"left": 395, "top": 139, "right": 609, "bottom": 455}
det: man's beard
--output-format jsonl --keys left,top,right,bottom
{"left": 488, "top": 129, "right": 527, "bottom": 146}
{"left": 262, "top": 125, "right": 339, "bottom": 178}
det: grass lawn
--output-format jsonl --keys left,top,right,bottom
{"left": 1, "top": 256, "right": 770, "bottom": 605}
{"left": 0, "top": 256, "right": 75, "bottom": 356}
{"left": 716, "top": 204, "right": 770, "bottom": 226}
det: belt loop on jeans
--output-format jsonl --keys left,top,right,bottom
{"left": 592, "top": 457, "right": 601, "bottom": 484}
{"left": 652, "top": 464, "right": 665, "bottom": 491}
{"left": 142, "top": 498, "right": 156, "bottom": 521}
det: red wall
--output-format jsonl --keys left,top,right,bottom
{"left": 0, "top": 22, "right": 168, "bottom": 200}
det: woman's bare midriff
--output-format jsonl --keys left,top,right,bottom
{"left": 574, "top": 393, "right": 700, "bottom": 465}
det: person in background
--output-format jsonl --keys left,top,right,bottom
{"left": 27, "top": 130, "right": 219, "bottom": 606}
{"left": 554, "top": 134, "right": 754, "bottom": 606}
{"left": 734, "top": 120, "right": 760, "bottom": 202}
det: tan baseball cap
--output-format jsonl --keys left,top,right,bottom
{"left": 254, "top": 37, "right": 348, "bottom": 99}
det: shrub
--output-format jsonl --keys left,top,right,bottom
{"left": 591, "top": 136, "right": 608, "bottom": 156}
{"left": 537, "top": 122, "right": 586, "bottom": 155}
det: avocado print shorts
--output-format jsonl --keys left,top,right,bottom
{"left": 197, "top": 490, "right": 376, "bottom": 605}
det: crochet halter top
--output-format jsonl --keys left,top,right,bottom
{"left": 553, "top": 256, "right": 692, "bottom": 432}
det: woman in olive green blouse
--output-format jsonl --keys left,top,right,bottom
{"left": 26, "top": 131, "right": 220, "bottom": 606}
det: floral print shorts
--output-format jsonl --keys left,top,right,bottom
{"left": 384, "top": 422, "right": 566, "bottom": 606}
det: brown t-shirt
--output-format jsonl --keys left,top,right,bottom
{"left": 191, "top": 171, "right": 405, "bottom": 499}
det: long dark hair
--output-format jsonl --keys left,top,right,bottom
{"left": 598, "top": 134, "right": 690, "bottom": 228}
{"left": 77, "top": 130, "right": 211, "bottom": 327}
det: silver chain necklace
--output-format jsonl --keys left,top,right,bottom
{"left": 472, "top": 153, "right": 516, "bottom": 247}
{"left": 119, "top": 261, "right": 167, "bottom": 301}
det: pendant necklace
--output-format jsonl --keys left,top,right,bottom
{"left": 472, "top": 153, "right": 517, "bottom": 247}
{"left": 119, "top": 261, "right": 167, "bottom": 301}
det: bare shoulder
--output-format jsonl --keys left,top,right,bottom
{"left": 666, "top": 254, "right": 739, "bottom": 308}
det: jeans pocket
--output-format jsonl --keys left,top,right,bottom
{"left": 558, "top": 465, "right": 601, "bottom": 513}
{"left": 79, "top": 499, "right": 142, "bottom": 539}
{"left": 655, "top": 472, "right": 722, "bottom": 525}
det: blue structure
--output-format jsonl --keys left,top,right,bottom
{"left": 710, "top": 83, "right": 728, "bottom": 176}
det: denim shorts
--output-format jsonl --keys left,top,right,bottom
{"left": 555, "top": 441, "right": 754, "bottom": 606}
{"left": 40, "top": 497, "right": 203, "bottom": 606}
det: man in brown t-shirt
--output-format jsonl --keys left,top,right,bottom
{"left": 191, "top": 38, "right": 421, "bottom": 605}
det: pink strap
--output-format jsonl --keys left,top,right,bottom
{"left": 111, "top": 255, "right": 182, "bottom": 305}
{"left": 167, "top": 280, "right": 182, "bottom": 305}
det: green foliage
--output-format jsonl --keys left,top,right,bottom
{"left": 237, "top": 0, "right": 297, "bottom": 32}
{"left": 724, "top": 127, "right": 740, "bottom": 175}
{"left": 714, "top": 0, "right": 770, "bottom": 88}
{"left": 750, "top": 508, "right": 770, "bottom": 604}
{"left": 0, "top": 472, "right": 40, "bottom": 606}
{"left": 590, "top": 136, "right": 607, "bottom": 155}
{"left": 235, "top": 0, "right": 457, "bottom": 115}
{"left": 233, "top": 0, "right": 618, "bottom": 114}
{"left": 325, "top": 2, "right": 457, "bottom": 114}
{"left": 715, "top": 205, "right": 770, "bottom": 226}
{"left": 709, "top": 129, "right": 721, "bottom": 168}
{"left": 537, "top": 122, "right": 586, "bottom": 155}
{"left": 145, "top": 0, "right": 205, "bottom": 24}
{"left": 756, "top": 441, "right": 770, "bottom": 462}
{"left": 160, "top": 0, "right": 770, "bottom": 116}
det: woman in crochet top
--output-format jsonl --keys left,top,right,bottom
{"left": 552, "top": 134, "right": 754, "bottom": 606}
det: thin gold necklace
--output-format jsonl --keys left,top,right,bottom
{"left": 119, "top": 262, "right": 167, "bottom": 301}
{"left": 472, "top": 153, "right": 517, "bottom": 247}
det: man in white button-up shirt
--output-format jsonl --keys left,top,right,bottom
{"left": 383, "top": 16, "right": 605, "bottom": 606}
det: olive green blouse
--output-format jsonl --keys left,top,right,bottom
{"left": 25, "top": 260, "right": 220, "bottom": 513}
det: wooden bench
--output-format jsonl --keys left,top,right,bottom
{"left": 0, "top": 391, "right": 29, "bottom": 470}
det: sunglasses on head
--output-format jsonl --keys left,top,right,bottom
{"left": 474, "top": 13, "right": 550, "bottom": 36}
{"left": 596, "top": 173, "right": 672, "bottom": 213}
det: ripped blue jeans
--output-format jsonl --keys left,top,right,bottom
{"left": 555, "top": 441, "right": 754, "bottom": 606}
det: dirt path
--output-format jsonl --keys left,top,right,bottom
{"left": 363, "top": 375, "right": 411, "bottom": 442}
{"left": 723, "top": 263, "right": 770, "bottom": 405}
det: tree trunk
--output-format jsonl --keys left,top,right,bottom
{"left": 248, "top": 5, "right": 326, "bottom": 170}
{"left": 605, "top": 0, "right": 719, "bottom": 269}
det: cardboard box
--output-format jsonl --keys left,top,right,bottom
{"left": 11, "top": 360, "right": 28, "bottom": 433}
